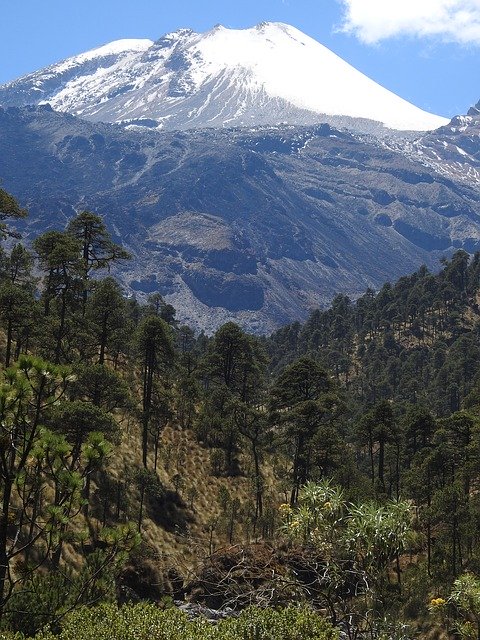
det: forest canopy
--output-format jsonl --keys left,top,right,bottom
{"left": 0, "top": 191, "right": 480, "bottom": 638}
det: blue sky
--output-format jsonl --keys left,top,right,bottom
{"left": 1, "top": 0, "right": 479, "bottom": 117}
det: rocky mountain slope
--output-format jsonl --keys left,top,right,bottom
{"left": 1, "top": 105, "right": 480, "bottom": 333}
{"left": 0, "top": 23, "right": 447, "bottom": 133}
{"left": 391, "top": 113, "right": 480, "bottom": 189}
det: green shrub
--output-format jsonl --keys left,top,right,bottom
{"left": 220, "top": 606, "right": 338, "bottom": 640}
{"left": 33, "top": 602, "right": 337, "bottom": 640}
{"left": 3, "top": 551, "right": 119, "bottom": 637}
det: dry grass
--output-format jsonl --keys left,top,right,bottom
{"left": 79, "top": 414, "right": 284, "bottom": 582}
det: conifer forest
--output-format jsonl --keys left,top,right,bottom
{"left": 2, "top": 187, "right": 480, "bottom": 639}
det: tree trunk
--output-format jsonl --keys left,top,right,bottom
{"left": 5, "top": 318, "right": 12, "bottom": 368}
{"left": 98, "top": 310, "right": 108, "bottom": 365}
{"left": 83, "top": 467, "right": 92, "bottom": 517}
{"left": 154, "top": 432, "right": 160, "bottom": 471}
{"left": 378, "top": 436, "right": 385, "bottom": 493}
{"left": 369, "top": 433, "right": 375, "bottom": 484}
{"left": 252, "top": 442, "right": 263, "bottom": 520}
{"left": 54, "top": 289, "right": 67, "bottom": 364}
{"left": 0, "top": 477, "right": 14, "bottom": 613}
{"left": 290, "top": 436, "right": 302, "bottom": 506}
{"left": 142, "top": 348, "right": 154, "bottom": 468}
{"left": 138, "top": 485, "right": 145, "bottom": 532}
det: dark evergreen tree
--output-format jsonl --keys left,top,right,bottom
{"left": 66, "top": 211, "right": 130, "bottom": 310}
{"left": 136, "top": 316, "right": 174, "bottom": 468}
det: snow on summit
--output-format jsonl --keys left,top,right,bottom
{"left": 63, "top": 39, "right": 153, "bottom": 64}
{"left": 51, "top": 39, "right": 154, "bottom": 75}
{"left": 0, "top": 22, "right": 448, "bottom": 132}
{"left": 189, "top": 22, "right": 446, "bottom": 131}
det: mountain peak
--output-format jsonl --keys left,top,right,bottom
{"left": 57, "top": 38, "right": 153, "bottom": 68}
{"left": 0, "top": 23, "right": 448, "bottom": 133}
{"left": 166, "top": 27, "right": 195, "bottom": 39}
{"left": 255, "top": 21, "right": 284, "bottom": 30}
{"left": 468, "top": 99, "right": 480, "bottom": 117}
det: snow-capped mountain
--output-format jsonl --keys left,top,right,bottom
{"left": 0, "top": 22, "right": 448, "bottom": 132}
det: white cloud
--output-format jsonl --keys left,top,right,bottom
{"left": 339, "top": 0, "right": 480, "bottom": 45}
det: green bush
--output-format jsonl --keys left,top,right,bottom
{"left": 220, "top": 606, "right": 338, "bottom": 640}
{"left": 2, "top": 551, "right": 119, "bottom": 637}
{"left": 32, "top": 602, "right": 337, "bottom": 640}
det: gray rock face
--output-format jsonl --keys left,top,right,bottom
{"left": 1, "top": 105, "right": 480, "bottom": 333}
{"left": 388, "top": 110, "right": 480, "bottom": 188}
{"left": 468, "top": 101, "right": 480, "bottom": 117}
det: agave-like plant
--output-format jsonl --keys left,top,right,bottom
{"left": 279, "top": 479, "right": 414, "bottom": 635}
